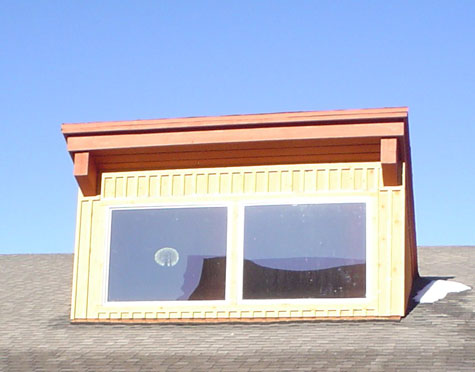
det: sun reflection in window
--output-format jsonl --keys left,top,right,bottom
{"left": 154, "top": 247, "right": 179, "bottom": 267}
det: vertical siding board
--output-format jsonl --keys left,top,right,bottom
{"left": 220, "top": 172, "right": 231, "bottom": 194}
{"left": 160, "top": 175, "right": 170, "bottom": 196}
{"left": 378, "top": 190, "right": 390, "bottom": 315}
{"left": 341, "top": 169, "right": 351, "bottom": 190}
{"left": 281, "top": 171, "right": 292, "bottom": 192}
{"left": 196, "top": 174, "right": 207, "bottom": 194}
{"left": 255, "top": 172, "right": 266, "bottom": 192}
{"left": 371, "top": 167, "right": 380, "bottom": 314}
{"left": 243, "top": 172, "right": 254, "bottom": 193}
{"left": 149, "top": 176, "right": 159, "bottom": 197}
{"left": 329, "top": 169, "right": 339, "bottom": 191}
{"left": 316, "top": 169, "right": 327, "bottom": 191}
{"left": 85, "top": 200, "right": 96, "bottom": 318}
{"left": 292, "top": 170, "right": 302, "bottom": 192}
{"left": 367, "top": 168, "right": 376, "bottom": 191}
{"left": 304, "top": 170, "right": 316, "bottom": 192}
{"left": 74, "top": 199, "right": 94, "bottom": 319}
{"left": 146, "top": 175, "right": 151, "bottom": 197}
{"left": 103, "top": 177, "right": 115, "bottom": 198}
{"left": 232, "top": 172, "right": 243, "bottom": 194}
{"left": 115, "top": 177, "right": 125, "bottom": 198}
{"left": 354, "top": 169, "right": 363, "bottom": 190}
{"left": 350, "top": 168, "right": 356, "bottom": 191}
{"left": 268, "top": 171, "right": 280, "bottom": 192}
{"left": 390, "top": 189, "right": 405, "bottom": 315}
{"left": 137, "top": 176, "right": 148, "bottom": 197}
{"left": 172, "top": 174, "right": 183, "bottom": 196}
{"left": 208, "top": 173, "right": 219, "bottom": 194}
{"left": 386, "top": 190, "right": 393, "bottom": 316}
{"left": 73, "top": 200, "right": 89, "bottom": 318}
{"left": 184, "top": 174, "right": 193, "bottom": 196}
{"left": 86, "top": 201, "right": 106, "bottom": 319}
{"left": 364, "top": 168, "right": 369, "bottom": 191}
{"left": 126, "top": 176, "right": 137, "bottom": 198}
{"left": 70, "top": 194, "right": 83, "bottom": 319}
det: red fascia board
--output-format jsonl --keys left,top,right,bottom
{"left": 61, "top": 107, "right": 409, "bottom": 138}
{"left": 67, "top": 122, "right": 405, "bottom": 153}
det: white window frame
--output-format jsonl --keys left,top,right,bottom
{"left": 102, "top": 196, "right": 374, "bottom": 307}
{"left": 236, "top": 196, "right": 374, "bottom": 305}
{"left": 102, "top": 202, "right": 234, "bottom": 306}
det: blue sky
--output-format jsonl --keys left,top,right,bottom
{"left": 1, "top": 1, "right": 474, "bottom": 253}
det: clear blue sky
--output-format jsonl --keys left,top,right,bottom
{"left": 1, "top": 1, "right": 474, "bottom": 253}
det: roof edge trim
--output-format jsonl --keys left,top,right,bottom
{"left": 62, "top": 107, "right": 409, "bottom": 137}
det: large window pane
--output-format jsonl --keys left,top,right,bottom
{"left": 108, "top": 207, "right": 227, "bottom": 301}
{"left": 243, "top": 203, "right": 366, "bottom": 299}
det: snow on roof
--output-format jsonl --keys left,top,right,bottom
{"left": 414, "top": 279, "right": 470, "bottom": 303}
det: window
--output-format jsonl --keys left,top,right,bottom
{"left": 107, "top": 206, "right": 228, "bottom": 302}
{"left": 106, "top": 201, "right": 367, "bottom": 303}
{"left": 243, "top": 203, "right": 366, "bottom": 299}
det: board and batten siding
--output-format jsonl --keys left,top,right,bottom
{"left": 71, "top": 162, "right": 407, "bottom": 321}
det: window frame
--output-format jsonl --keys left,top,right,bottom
{"left": 102, "top": 202, "right": 234, "bottom": 306}
{"left": 236, "top": 196, "right": 373, "bottom": 305}
{"left": 101, "top": 196, "right": 374, "bottom": 307}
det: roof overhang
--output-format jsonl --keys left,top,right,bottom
{"left": 62, "top": 107, "right": 410, "bottom": 196}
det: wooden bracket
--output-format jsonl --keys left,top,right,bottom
{"left": 73, "top": 152, "right": 98, "bottom": 196}
{"left": 381, "top": 138, "right": 401, "bottom": 186}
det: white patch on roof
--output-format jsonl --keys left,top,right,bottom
{"left": 414, "top": 280, "right": 471, "bottom": 303}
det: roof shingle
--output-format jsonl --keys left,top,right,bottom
{"left": 1, "top": 246, "right": 473, "bottom": 371}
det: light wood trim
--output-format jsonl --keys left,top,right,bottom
{"left": 62, "top": 107, "right": 408, "bottom": 136}
{"left": 381, "top": 138, "right": 401, "bottom": 186}
{"left": 67, "top": 122, "right": 405, "bottom": 153}
{"left": 72, "top": 315, "right": 401, "bottom": 324}
{"left": 73, "top": 152, "right": 97, "bottom": 196}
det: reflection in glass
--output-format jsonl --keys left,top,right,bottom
{"left": 108, "top": 207, "right": 227, "bottom": 301}
{"left": 243, "top": 203, "right": 366, "bottom": 299}
{"left": 154, "top": 247, "right": 179, "bottom": 267}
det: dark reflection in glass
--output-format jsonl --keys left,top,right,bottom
{"left": 243, "top": 203, "right": 366, "bottom": 299}
{"left": 108, "top": 207, "right": 227, "bottom": 301}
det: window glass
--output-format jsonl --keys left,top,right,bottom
{"left": 243, "top": 203, "right": 366, "bottom": 299}
{"left": 108, "top": 207, "right": 227, "bottom": 301}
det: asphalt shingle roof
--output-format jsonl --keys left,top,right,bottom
{"left": 1, "top": 246, "right": 474, "bottom": 371}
